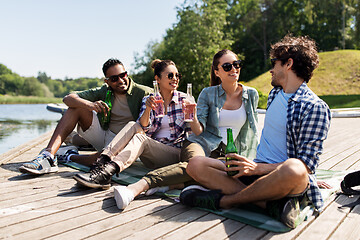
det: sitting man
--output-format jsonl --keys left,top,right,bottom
{"left": 19, "top": 58, "right": 152, "bottom": 175}
{"left": 180, "top": 34, "right": 331, "bottom": 229}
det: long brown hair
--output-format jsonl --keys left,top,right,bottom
{"left": 210, "top": 49, "right": 237, "bottom": 86}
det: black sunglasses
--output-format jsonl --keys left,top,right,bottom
{"left": 221, "top": 60, "right": 243, "bottom": 72}
{"left": 167, "top": 72, "right": 182, "bottom": 80}
{"left": 106, "top": 71, "right": 128, "bottom": 82}
{"left": 270, "top": 58, "right": 278, "bottom": 68}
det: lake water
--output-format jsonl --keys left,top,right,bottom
{"left": 0, "top": 104, "right": 62, "bottom": 154}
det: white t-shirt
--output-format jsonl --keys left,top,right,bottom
{"left": 218, "top": 102, "right": 247, "bottom": 144}
{"left": 153, "top": 115, "right": 171, "bottom": 139}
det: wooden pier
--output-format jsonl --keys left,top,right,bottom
{"left": 1, "top": 115, "right": 359, "bottom": 239}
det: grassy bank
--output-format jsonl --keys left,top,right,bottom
{"left": 248, "top": 50, "right": 360, "bottom": 96}
{"left": 256, "top": 93, "right": 360, "bottom": 109}
{"left": 0, "top": 95, "right": 63, "bottom": 104}
{"left": 319, "top": 95, "right": 360, "bottom": 109}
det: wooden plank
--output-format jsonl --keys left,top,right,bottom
{"left": 86, "top": 203, "right": 188, "bottom": 239}
{"left": 328, "top": 204, "right": 360, "bottom": 240}
{"left": 227, "top": 225, "right": 267, "bottom": 240}
{"left": 160, "top": 213, "right": 226, "bottom": 240}
{"left": 295, "top": 195, "right": 359, "bottom": 240}
{"left": 193, "top": 219, "right": 246, "bottom": 240}
{"left": 1, "top": 195, "right": 116, "bottom": 238}
{"left": 0, "top": 177, "right": 76, "bottom": 203}
{"left": 0, "top": 189, "right": 110, "bottom": 233}
{"left": 320, "top": 143, "right": 360, "bottom": 170}
{"left": 0, "top": 187, "right": 101, "bottom": 220}
{"left": 7, "top": 195, "right": 163, "bottom": 239}
{"left": 122, "top": 208, "right": 208, "bottom": 240}
{"left": 41, "top": 199, "right": 174, "bottom": 240}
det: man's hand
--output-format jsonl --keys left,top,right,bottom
{"left": 90, "top": 100, "right": 109, "bottom": 116}
{"left": 224, "top": 153, "right": 258, "bottom": 178}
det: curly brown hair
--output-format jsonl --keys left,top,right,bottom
{"left": 270, "top": 34, "right": 319, "bottom": 83}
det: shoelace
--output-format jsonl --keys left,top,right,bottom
{"left": 30, "top": 155, "right": 48, "bottom": 168}
{"left": 194, "top": 195, "right": 216, "bottom": 210}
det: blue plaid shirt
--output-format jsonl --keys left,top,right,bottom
{"left": 267, "top": 82, "right": 331, "bottom": 211}
{"left": 137, "top": 90, "right": 191, "bottom": 148}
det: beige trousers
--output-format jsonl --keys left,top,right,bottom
{"left": 102, "top": 121, "right": 181, "bottom": 172}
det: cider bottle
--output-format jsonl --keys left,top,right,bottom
{"left": 184, "top": 83, "right": 196, "bottom": 122}
{"left": 153, "top": 81, "right": 165, "bottom": 118}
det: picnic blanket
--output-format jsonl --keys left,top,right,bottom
{"left": 63, "top": 160, "right": 345, "bottom": 233}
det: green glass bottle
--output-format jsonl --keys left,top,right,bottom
{"left": 100, "top": 90, "right": 112, "bottom": 125}
{"left": 225, "top": 128, "right": 238, "bottom": 177}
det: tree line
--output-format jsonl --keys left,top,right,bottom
{"left": 1, "top": 0, "right": 359, "bottom": 99}
{"left": 0, "top": 64, "right": 102, "bottom": 98}
{"left": 132, "top": 0, "right": 360, "bottom": 97}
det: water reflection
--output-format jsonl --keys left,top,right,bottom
{"left": 0, "top": 104, "right": 61, "bottom": 154}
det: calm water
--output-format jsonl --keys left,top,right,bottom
{"left": 0, "top": 104, "right": 62, "bottom": 154}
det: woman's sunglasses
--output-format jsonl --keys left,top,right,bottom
{"left": 106, "top": 71, "right": 128, "bottom": 82}
{"left": 221, "top": 60, "right": 243, "bottom": 72}
{"left": 167, "top": 72, "right": 182, "bottom": 80}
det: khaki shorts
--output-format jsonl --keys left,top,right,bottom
{"left": 77, "top": 111, "right": 115, "bottom": 151}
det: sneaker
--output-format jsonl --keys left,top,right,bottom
{"left": 266, "top": 197, "right": 301, "bottom": 229}
{"left": 56, "top": 145, "right": 78, "bottom": 163}
{"left": 19, "top": 152, "right": 58, "bottom": 175}
{"left": 114, "top": 186, "right": 135, "bottom": 209}
{"left": 73, "top": 155, "right": 119, "bottom": 190}
{"left": 179, "top": 185, "right": 223, "bottom": 211}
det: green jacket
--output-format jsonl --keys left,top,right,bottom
{"left": 75, "top": 78, "right": 153, "bottom": 130}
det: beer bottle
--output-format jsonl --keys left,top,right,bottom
{"left": 100, "top": 90, "right": 112, "bottom": 125}
{"left": 225, "top": 128, "right": 238, "bottom": 176}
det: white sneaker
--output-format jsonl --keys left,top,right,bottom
{"left": 114, "top": 186, "right": 135, "bottom": 210}
{"left": 19, "top": 152, "right": 58, "bottom": 175}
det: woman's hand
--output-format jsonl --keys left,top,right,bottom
{"left": 145, "top": 96, "right": 157, "bottom": 110}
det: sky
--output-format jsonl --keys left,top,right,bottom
{"left": 0, "top": 0, "right": 185, "bottom": 79}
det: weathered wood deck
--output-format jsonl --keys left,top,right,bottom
{"left": 1, "top": 115, "right": 360, "bottom": 240}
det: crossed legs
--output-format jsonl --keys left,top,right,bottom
{"left": 186, "top": 156, "right": 309, "bottom": 209}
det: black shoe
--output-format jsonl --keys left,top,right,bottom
{"left": 341, "top": 180, "right": 360, "bottom": 195}
{"left": 73, "top": 156, "right": 118, "bottom": 190}
{"left": 179, "top": 185, "right": 223, "bottom": 211}
{"left": 266, "top": 197, "right": 301, "bottom": 229}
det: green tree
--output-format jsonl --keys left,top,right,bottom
{"left": 37, "top": 71, "right": 51, "bottom": 84}
{"left": 0, "top": 64, "right": 13, "bottom": 75}
{"left": 133, "top": 0, "right": 234, "bottom": 98}
{"left": 0, "top": 73, "right": 24, "bottom": 95}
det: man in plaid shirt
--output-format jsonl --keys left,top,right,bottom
{"left": 180, "top": 34, "right": 331, "bottom": 229}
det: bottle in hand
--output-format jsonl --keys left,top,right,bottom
{"left": 225, "top": 128, "right": 238, "bottom": 176}
{"left": 183, "top": 83, "right": 196, "bottom": 122}
{"left": 153, "top": 80, "right": 165, "bottom": 118}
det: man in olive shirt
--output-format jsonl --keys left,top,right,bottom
{"left": 19, "top": 58, "right": 152, "bottom": 175}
